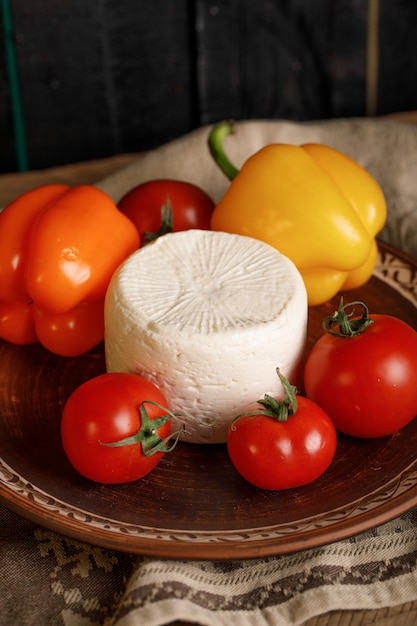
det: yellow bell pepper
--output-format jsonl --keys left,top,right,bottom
{"left": 209, "top": 121, "right": 387, "bottom": 305}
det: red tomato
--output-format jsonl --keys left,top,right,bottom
{"left": 118, "top": 179, "right": 215, "bottom": 243}
{"left": 32, "top": 298, "right": 104, "bottom": 356}
{"left": 227, "top": 375, "right": 337, "bottom": 490}
{"left": 61, "top": 373, "right": 173, "bottom": 484}
{"left": 304, "top": 302, "right": 417, "bottom": 438}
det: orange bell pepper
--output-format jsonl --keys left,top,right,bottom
{"left": 0, "top": 184, "right": 139, "bottom": 355}
{"left": 0, "top": 183, "right": 70, "bottom": 302}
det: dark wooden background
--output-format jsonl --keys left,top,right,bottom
{"left": 1, "top": 0, "right": 417, "bottom": 173}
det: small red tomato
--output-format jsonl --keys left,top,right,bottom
{"left": 118, "top": 179, "right": 215, "bottom": 244}
{"left": 227, "top": 370, "right": 337, "bottom": 490}
{"left": 304, "top": 299, "right": 417, "bottom": 438}
{"left": 61, "top": 373, "right": 175, "bottom": 484}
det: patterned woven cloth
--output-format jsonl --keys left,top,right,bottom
{"left": 1, "top": 504, "right": 417, "bottom": 625}
{"left": 2, "top": 118, "right": 417, "bottom": 625}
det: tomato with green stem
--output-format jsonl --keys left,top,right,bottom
{"left": 227, "top": 369, "right": 337, "bottom": 490}
{"left": 118, "top": 179, "right": 215, "bottom": 244}
{"left": 61, "top": 373, "right": 182, "bottom": 484}
{"left": 304, "top": 299, "right": 417, "bottom": 438}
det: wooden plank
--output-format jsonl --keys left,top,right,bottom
{"left": 4, "top": 0, "right": 195, "bottom": 170}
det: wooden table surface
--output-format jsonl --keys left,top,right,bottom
{"left": 1, "top": 113, "right": 417, "bottom": 626}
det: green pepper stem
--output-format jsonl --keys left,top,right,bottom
{"left": 322, "top": 298, "right": 374, "bottom": 337}
{"left": 208, "top": 120, "right": 240, "bottom": 181}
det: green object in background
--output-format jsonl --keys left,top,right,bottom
{"left": 1, "top": 0, "right": 29, "bottom": 171}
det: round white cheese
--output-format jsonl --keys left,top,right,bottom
{"left": 104, "top": 230, "right": 307, "bottom": 444}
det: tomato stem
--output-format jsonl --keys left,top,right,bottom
{"left": 235, "top": 368, "right": 298, "bottom": 423}
{"left": 208, "top": 120, "right": 240, "bottom": 181}
{"left": 323, "top": 298, "right": 374, "bottom": 337}
{"left": 143, "top": 195, "right": 174, "bottom": 243}
{"left": 100, "top": 400, "right": 184, "bottom": 456}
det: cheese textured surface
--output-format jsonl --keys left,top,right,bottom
{"left": 104, "top": 230, "right": 308, "bottom": 443}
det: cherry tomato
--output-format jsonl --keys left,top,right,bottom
{"left": 61, "top": 373, "right": 174, "bottom": 484}
{"left": 304, "top": 300, "right": 417, "bottom": 438}
{"left": 227, "top": 371, "right": 337, "bottom": 490}
{"left": 118, "top": 179, "right": 215, "bottom": 244}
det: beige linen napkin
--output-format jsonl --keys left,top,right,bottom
{"left": 107, "top": 511, "right": 417, "bottom": 626}
{"left": 97, "top": 117, "right": 417, "bottom": 259}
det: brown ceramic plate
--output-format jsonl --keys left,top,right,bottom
{"left": 1, "top": 241, "right": 417, "bottom": 560}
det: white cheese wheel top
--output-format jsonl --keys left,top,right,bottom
{"left": 105, "top": 230, "right": 307, "bottom": 443}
